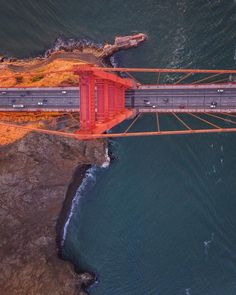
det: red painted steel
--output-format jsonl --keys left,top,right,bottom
{"left": 76, "top": 67, "right": 134, "bottom": 134}
{"left": 113, "top": 85, "right": 119, "bottom": 115}
{"left": 78, "top": 71, "right": 95, "bottom": 131}
{"left": 74, "top": 66, "right": 134, "bottom": 88}
{"left": 117, "top": 86, "right": 124, "bottom": 112}
{"left": 108, "top": 82, "right": 115, "bottom": 119}
{"left": 103, "top": 80, "right": 109, "bottom": 121}
{"left": 3, "top": 66, "right": 236, "bottom": 137}
{"left": 92, "top": 67, "right": 236, "bottom": 74}
{"left": 2, "top": 121, "right": 236, "bottom": 140}
{"left": 120, "top": 86, "right": 126, "bottom": 112}
{"left": 96, "top": 79, "right": 106, "bottom": 123}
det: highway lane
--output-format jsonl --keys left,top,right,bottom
{"left": 0, "top": 87, "right": 79, "bottom": 110}
{"left": 126, "top": 84, "right": 236, "bottom": 112}
{"left": 0, "top": 84, "right": 235, "bottom": 112}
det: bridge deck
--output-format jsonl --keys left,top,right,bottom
{"left": 126, "top": 83, "right": 236, "bottom": 113}
{"left": 0, "top": 83, "right": 236, "bottom": 113}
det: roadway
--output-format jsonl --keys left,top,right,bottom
{"left": 0, "top": 87, "right": 79, "bottom": 111}
{"left": 0, "top": 84, "right": 236, "bottom": 112}
{"left": 126, "top": 84, "right": 236, "bottom": 112}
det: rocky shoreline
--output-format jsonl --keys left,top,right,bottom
{"left": 0, "top": 33, "right": 146, "bottom": 88}
{"left": 0, "top": 123, "right": 107, "bottom": 295}
{"left": 0, "top": 33, "right": 146, "bottom": 294}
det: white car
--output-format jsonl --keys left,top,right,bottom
{"left": 144, "top": 99, "right": 150, "bottom": 105}
{"left": 13, "top": 104, "right": 24, "bottom": 108}
{"left": 1, "top": 91, "right": 6, "bottom": 95}
{"left": 210, "top": 102, "right": 217, "bottom": 108}
{"left": 217, "top": 89, "right": 224, "bottom": 93}
{"left": 62, "top": 90, "right": 67, "bottom": 94}
{"left": 152, "top": 105, "right": 156, "bottom": 108}
{"left": 37, "top": 102, "right": 43, "bottom": 106}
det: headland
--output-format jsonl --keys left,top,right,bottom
{"left": 0, "top": 33, "right": 147, "bottom": 295}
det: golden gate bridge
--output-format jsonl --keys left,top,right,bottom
{"left": 1, "top": 65, "right": 236, "bottom": 140}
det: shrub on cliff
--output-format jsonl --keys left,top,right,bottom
{"left": 31, "top": 74, "right": 45, "bottom": 82}
{"left": 15, "top": 76, "right": 23, "bottom": 84}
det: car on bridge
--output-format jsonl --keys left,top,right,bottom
{"left": 210, "top": 102, "right": 217, "bottom": 108}
{"left": 144, "top": 99, "right": 151, "bottom": 105}
{"left": 12, "top": 104, "right": 24, "bottom": 109}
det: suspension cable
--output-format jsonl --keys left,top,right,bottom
{"left": 221, "top": 112, "right": 236, "bottom": 119}
{"left": 172, "top": 112, "right": 192, "bottom": 130}
{"left": 156, "top": 112, "right": 160, "bottom": 132}
{"left": 192, "top": 73, "right": 221, "bottom": 85}
{"left": 212, "top": 78, "right": 229, "bottom": 84}
{"left": 189, "top": 113, "right": 221, "bottom": 129}
{"left": 205, "top": 112, "right": 236, "bottom": 125}
{"left": 175, "top": 73, "right": 192, "bottom": 84}
{"left": 124, "top": 113, "right": 142, "bottom": 133}
{"left": 157, "top": 72, "right": 161, "bottom": 84}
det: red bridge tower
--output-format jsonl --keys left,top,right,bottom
{"left": 75, "top": 66, "right": 135, "bottom": 134}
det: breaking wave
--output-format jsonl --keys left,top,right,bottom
{"left": 61, "top": 149, "right": 110, "bottom": 246}
{"left": 44, "top": 36, "right": 103, "bottom": 58}
{"left": 61, "top": 166, "right": 98, "bottom": 246}
{"left": 101, "top": 147, "right": 111, "bottom": 168}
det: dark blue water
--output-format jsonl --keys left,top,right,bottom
{"left": 65, "top": 121, "right": 236, "bottom": 295}
{"left": 1, "top": 1, "right": 236, "bottom": 294}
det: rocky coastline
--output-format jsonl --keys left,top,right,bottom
{"left": 0, "top": 33, "right": 147, "bottom": 88}
{"left": 0, "top": 119, "right": 107, "bottom": 295}
{"left": 0, "top": 33, "right": 147, "bottom": 70}
{"left": 0, "top": 33, "right": 147, "bottom": 294}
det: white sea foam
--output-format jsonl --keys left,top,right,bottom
{"left": 204, "top": 233, "right": 215, "bottom": 257}
{"left": 101, "top": 147, "right": 110, "bottom": 169}
{"left": 185, "top": 288, "right": 191, "bottom": 295}
{"left": 61, "top": 166, "right": 98, "bottom": 246}
{"left": 61, "top": 147, "right": 111, "bottom": 246}
{"left": 212, "top": 165, "right": 216, "bottom": 173}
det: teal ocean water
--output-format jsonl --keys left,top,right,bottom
{"left": 1, "top": 1, "right": 236, "bottom": 294}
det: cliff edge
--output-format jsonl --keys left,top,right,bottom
{"left": 0, "top": 122, "right": 107, "bottom": 295}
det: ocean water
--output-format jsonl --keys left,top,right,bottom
{"left": 1, "top": 1, "right": 236, "bottom": 294}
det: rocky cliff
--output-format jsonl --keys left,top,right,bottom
{"left": 0, "top": 127, "right": 107, "bottom": 295}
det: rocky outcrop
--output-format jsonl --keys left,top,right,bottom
{"left": 0, "top": 131, "right": 107, "bottom": 295}
{"left": 0, "top": 33, "right": 147, "bottom": 64}
{"left": 102, "top": 33, "right": 147, "bottom": 57}
{"left": 35, "top": 33, "right": 147, "bottom": 59}
{"left": 0, "top": 33, "right": 147, "bottom": 87}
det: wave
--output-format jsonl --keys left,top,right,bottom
{"left": 61, "top": 166, "right": 98, "bottom": 246}
{"left": 61, "top": 150, "right": 110, "bottom": 246}
{"left": 44, "top": 36, "right": 103, "bottom": 58}
{"left": 101, "top": 147, "right": 111, "bottom": 168}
